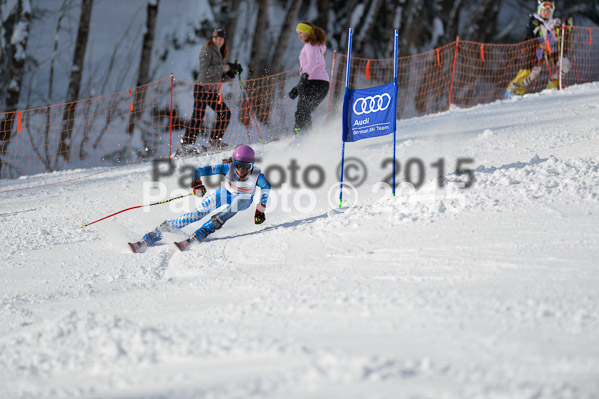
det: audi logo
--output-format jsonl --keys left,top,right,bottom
{"left": 353, "top": 93, "right": 392, "bottom": 115}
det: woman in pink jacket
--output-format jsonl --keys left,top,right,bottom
{"left": 289, "top": 21, "right": 330, "bottom": 134}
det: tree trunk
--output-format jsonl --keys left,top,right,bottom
{"left": 351, "top": 0, "right": 373, "bottom": 55}
{"left": 441, "top": 0, "right": 464, "bottom": 45}
{"left": 330, "top": 0, "right": 358, "bottom": 107}
{"left": 339, "top": 0, "right": 358, "bottom": 54}
{"left": 222, "top": 0, "right": 242, "bottom": 57}
{"left": 398, "top": 0, "right": 426, "bottom": 56}
{"left": 0, "top": 0, "right": 32, "bottom": 177}
{"left": 270, "top": 0, "right": 303, "bottom": 74}
{"left": 127, "top": 0, "right": 160, "bottom": 136}
{"left": 354, "top": 0, "right": 385, "bottom": 57}
{"left": 248, "top": 0, "right": 269, "bottom": 79}
{"left": 58, "top": 0, "right": 93, "bottom": 163}
{"left": 41, "top": 0, "right": 70, "bottom": 170}
{"left": 381, "top": 0, "right": 401, "bottom": 58}
{"left": 314, "top": 0, "right": 329, "bottom": 34}
{"left": 464, "top": 0, "right": 503, "bottom": 43}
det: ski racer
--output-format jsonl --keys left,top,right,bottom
{"left": 505, "top": 0, "right": 573, "bottom": 98}
{"left": 129, "top": 145, "right": 270, "bottom": 252}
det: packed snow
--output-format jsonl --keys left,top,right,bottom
{"left": 1, "top": 83, "right": 599, "bottom": 398}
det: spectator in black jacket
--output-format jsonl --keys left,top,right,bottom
{"left": 182, "top": 29, "right": 242, "bottom": 152}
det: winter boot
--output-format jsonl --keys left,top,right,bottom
{"left": 505, "top": 69, "right": 533, "bottom": 99}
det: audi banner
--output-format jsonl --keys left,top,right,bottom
{"left": 342, "top": 82, "right": 398, "bottom": 142}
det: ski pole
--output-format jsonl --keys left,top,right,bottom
{"left": 81, "top": 192, "right": 194, "bottom": 228}
{"left": 560, "top": 23, "right": 565, "bottom": 90}
{"left": 544, "top": 54, "right": 558, "bottom": 89}
{"left": 235, "top": 67, "right": 263, "bottom": 142}
{"left": 572, "top": 55, "right": 581, "bottom": 84}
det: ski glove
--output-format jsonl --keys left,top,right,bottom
{"left": 298, "top": 73, "right": 309, "bottom": 91}
{"left": 227, "top": 62, "right": 243, "bottom": 75}
{"left": 191, "top": 179, "right": 207, "bottom": 197}
{"left": 289, "top": 86, "right": 299, "bottom": 99}
{"left": 254, "top": 204, "right": 266, "bottom": 224}
{"left": 223, "top": 62, "right": 243, "bottom": 79}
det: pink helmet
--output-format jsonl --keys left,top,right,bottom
{"left": 232, "top": 145, "right": 255, "bottom": 163}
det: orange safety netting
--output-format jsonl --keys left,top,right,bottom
{"left": 1, "top": 26, "right": 598, "bottom": 192}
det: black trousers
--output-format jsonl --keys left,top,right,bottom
{"left": 295, "top": 79, "right": 329, "bottom": 131}
{"left": 183, "top": 85, "right": 231, "bottom": 145}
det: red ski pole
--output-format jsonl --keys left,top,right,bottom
{"left": 81, "top": 192, "right": 194, "bottom": 228}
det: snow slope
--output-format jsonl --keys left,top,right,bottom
{"left": 1, "top": 83, "right": 599, "bottom": 398}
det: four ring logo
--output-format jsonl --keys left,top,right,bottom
{"left": 353, "top": 93, "right": 391, "bottom": 115}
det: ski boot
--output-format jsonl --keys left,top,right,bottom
{"left": 128, "top": 239, "right": 149, "bottom": 253}
{"left": 174, "top": 234, "right": 198, "bottom": 251}
{"left": 129, "top": 221, "right": 171, "bottom": 253}
{"left": 173, "top": 217, "right": 219, "bottom": 251}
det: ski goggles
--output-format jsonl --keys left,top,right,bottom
{"left": 234, "top": 160, "right": 253, "bottom": 172}
{"left": 212, "top": 29, "right": 226, "bottom": 38}
{"left": 539, "top": 1, "right": 554, "bottom": 11}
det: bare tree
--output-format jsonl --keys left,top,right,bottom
{"left": 439, "top": 0, "right": 464, "bottom": 45}
{"left": 464, "top": 0, "right": 503, "bottom": 42}
{"left": 38, "top": 0, "right": 72, "bottom": 170}
{"left": 248, "top": 0, "right": 269, "bottom": 79}
{"left": 353, "top": 0, "right": 385, "bottom": 57}
{"left": 381, "top": 0, "right": 401, "bottom": 58}
{"left": 99, "top": 9, "right": 143, "bottom": 95}
{"left": 341, "top": 0, "right": 358, "bottom": 53}
{"left": 270, "top": 0, "right": 304, "bottom": 75}
{"left": 58, "top": 0, "right": 93, "bottom": 163}
{"left": 0, "top": 0, "right": 32, "bottom": 177}
{"left": 398, "top": 0, "right": 427, "bottom": 55}
{"left": 127, "top": 0, "right": 160, "bottom": 136}
{"left": 221, "top": 0, "right": 242, "bottom": 56}
{"left": 314, "top": 0, "right": 330, "bottom": 34}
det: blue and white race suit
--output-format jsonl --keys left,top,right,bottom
{"left": 168, "top": 163, "right": 271, "bottom": 234}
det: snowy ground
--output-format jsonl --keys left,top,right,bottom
{"left": 1, "top": 83, "right": 599, "bottom": 398}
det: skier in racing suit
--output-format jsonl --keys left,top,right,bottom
{"left": 129, "top": 145, "right": 270, "bottom": 252}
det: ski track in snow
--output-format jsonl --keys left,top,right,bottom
{"left": 1, "top": 84, "right": 599, "bottom": 398}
